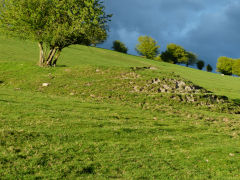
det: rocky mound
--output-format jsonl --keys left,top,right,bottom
{"left": 133, "top": 77, "right": 211, "bottom": 94}
{"left": 122, "top": 67, "right": 239, "bottom": 113}
{"left": 132, "top": 76, "right": 232, "bottom": 107}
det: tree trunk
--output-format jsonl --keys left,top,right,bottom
{"left": 46, "top": 47, "right": 57, "bottom": 66}
{"left": 38, "top": 42, "right": 44, "bottom": 66}
{"left": 52, "top": 49, "right": 62, "bottom": 67}
{"left": 46, "top": 48, "right": 54, "bottom": 62}
{"left": 37, "top": 42, "right": 62, "bottom": 67}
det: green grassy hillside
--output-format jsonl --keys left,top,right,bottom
{"left": 1, "top": 37, "right": 240, "bottom": 179}
{"left": 1, "top": 37, "right": 240, "bottom": 100}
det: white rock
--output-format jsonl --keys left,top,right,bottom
{"left": 185, "top": 86, "right": 192, "bottom": 91}
{"left": 42, "top": 83, "right": 50, "bottom": 87}
{"left": 150, "top": 67, "right": 157, "bottom": 70}
{"left": 178, "top": 81, "right": 186, "bottom": 87}
{"left": 163, "top": 85, "right": 170, "bottom": 89}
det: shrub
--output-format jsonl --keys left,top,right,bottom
{"left": 206, "top": 64, "right": 213, "bottom": 72}
{"left": 112, "top": 40, "right": 128, "bottom": 54}
{"left": 196, "top": 60, "right": 205, "bottom": 70}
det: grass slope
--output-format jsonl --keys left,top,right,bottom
{"left": 1, "top": 37, "right": 240, "bottom": 100}
{"left": 0, "top": 37, "right": 240, "bottom": 179}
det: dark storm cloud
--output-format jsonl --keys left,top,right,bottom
{"left": 182, "top": 1, "right": 240, "bottom": 67}
{"left": 101, "top": 0, "right": 240, "bottom": 69}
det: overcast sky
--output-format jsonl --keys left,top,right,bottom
{"left": 101, "top": 0, "right": 240, "bottom": 69}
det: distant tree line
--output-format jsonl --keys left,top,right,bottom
{"left": 112, "top": 36, "right": 213, "bottom": 72}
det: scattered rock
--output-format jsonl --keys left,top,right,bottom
{"left": 185, "top": 86, "right": 192, "bottom": 92}
{"left": 139, "top": 78, "right": 209, "bottom": 95}
{"left": 186, "top": 95, "right": 195, "bottom": 102}
{"left": 130, "top": 67, "right": 151, "bottom": 71}
{"left": 150, "top": 67, "right": 158, "bottom": 70}
{"left": 152, "top": 78, "right": 161, "bottom": 84}
{"left": 130, "top": 76, "right": 233, "bottom": 110}
{"left": 42, "top": 83, "right": 50, "bottom": 87}
{"left": 159, "top": 88, "right": 166, "bottom": 93}
{"left": 205, "top": 117, "right": 215, "bottom": 121}
{"left": 177, "top": 81, "right": 186, "bottom": 88}
{"left": 121, "top": 72, "right": 140, "bottom": 79}
{"left": 85, "top": 83, "right": 92, "bottom": 87}
{"left": 64, "top": 69, "right": 71, "bottom": 72}
{"left": 223, "top": 118, "right": 229, "bottom": 122}
{"left": 163, "top": 84, "right": 170, "bottom": 90}
{"left": 133, "top": 86, "right": 139, "bottom": 92}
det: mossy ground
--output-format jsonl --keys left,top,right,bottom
{"left": 1, "top": 37, "right": 240, "bottom": 179}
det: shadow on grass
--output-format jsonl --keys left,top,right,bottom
{"left": 233, "top": 99, "right": 240, "bottom": 105}
{"left": 0, "top": 99, "right": 17, "bottom": 103}
{"left": 0, "top": 80, "right": 3, "bottom": 84}
{"left": 55, "top": 64, "right": 67, "bottom": 68}
{"left": 0, "top": 99, "right": 8, "bottom": 103}
{"left": 78, "top": 165, "right": 95, "bottom": 175}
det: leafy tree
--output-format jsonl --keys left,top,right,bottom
{"left": 161, "top": 44, "right": 184, "bottom": 64}
{"left": 136, "top": 36, "right": 160, "bottom": 59}
{"left": 186, "top": 52, "right": 197, "bottom": 67}
{"left": 196, "top": 60, "right": 205, "bottom": 70}
{"left": 112, "top": 40, "right": 128, "bottom": 54}
{"left": 161, "top": 43, "right": 197, "bottom": 66}
{"left": 206, "top": 64, "right": 213, "bottom": 72}
{"left": 154, "top": 55, "right": 163, "bottom": 62}
{"left": 0, "top": 0, "right": 111, "bottom": 67}
{"left": 232, "top": 59, "right": 240, "bottom": 76}
{"left": 160, "top": 50, "right": 175, "bottom": 64}
{"left": 216, "top": 56, "right": 234, "bottom": 75}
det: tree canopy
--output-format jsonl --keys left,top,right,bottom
{"left": 0, "top": 0, "right": 111, "bottom": 67}
{"left": 161, "top": 43, "right": 197, "bottom": 66}
{"left": 135, "top": 36, "right": 160, "bottom": 59}
{"left": 197, "top": 60, "right": 205, "bottom": 70}
{"left": 186, "top": 52, "right": 197, "bottom": 67}
{"left": 232, "top": 59, "right": 240, "bottom": 76}
{"left": 112, "top": 40, "right": 128, "bottom": 54}
{"left": 216, "top": 57, "right": 234, "bottom": 75}
{"left": 206, "top": 64, "right": 213, "bottom": 72}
